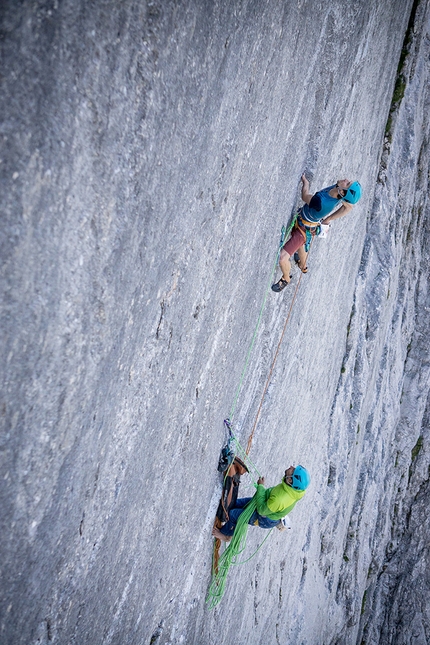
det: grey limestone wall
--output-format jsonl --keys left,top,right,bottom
{"left": 1, "top": 1, "right": 428, "bottom": 644}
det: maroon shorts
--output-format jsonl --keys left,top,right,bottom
{"left": 283, "top": 226, "right": 305, "bottom": 256}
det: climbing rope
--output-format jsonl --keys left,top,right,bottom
{"left": 228, "top": 216, "right": 297, "bottom": 425}
{"left": 207, "top": 496, "right": 258, "bottom": 609}
{"left": 208, "top": 234, "right": 314, "bottom": 608}
{"left": 245, "top": 237, "right": 313, "bottom": 454}
{"left": 207, "top": 496, "right": 277, "bottom": 609}
{"left": 221, "top": 215, "right": 301, "bottom": 479}
{"left": 228, "top": 232, "right": 314, "bottom": 458}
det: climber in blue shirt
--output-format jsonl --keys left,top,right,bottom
{"left": 272, "top": 174, "right": 362, "bottom": 292}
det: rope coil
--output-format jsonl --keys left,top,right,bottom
{"left": 207, "top": 497, "right": 258, "bottom": 609}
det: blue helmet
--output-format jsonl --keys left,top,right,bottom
{"left": 343, "top": 181, "right": 362, "bottom": 204}
{"left": 291, "top": 465, "right": 310, "bottom": 491}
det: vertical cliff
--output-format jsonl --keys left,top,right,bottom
{"left": 354, "top": 2, "right": 430, "bottom": 642}
{"left": 1, "top": 1, "right": 428, "bottom": 644}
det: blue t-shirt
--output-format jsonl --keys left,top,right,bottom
{"left": 301, "top": 184, "right": 340, "bottom": 223}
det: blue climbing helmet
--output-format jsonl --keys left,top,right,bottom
{"left": 291, "top": 465, "right": 310, "bottom": 491}
{"left": 343, "top": 181, "right": 362, "bottom": 204}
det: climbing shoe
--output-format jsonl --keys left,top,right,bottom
{"left": 271, "top": 276, "right": 291, "bottom": 292}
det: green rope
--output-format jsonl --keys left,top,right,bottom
{"left": 231, "top": 435, "right": 261, "bottom": 481}
{"left": 228, "top": 216, "right": 297, "bottom": 424}
{"left": 207, "top": 214, "right": 298, "bottom": 610}
{"left": 235, "top": 527, "right": 274, "bottom": 564}
{"left": 223, "top": 216, "right": 298, "bottom": 483}
{"left": 206, "top": 497, "right": 258, "bottom": 609}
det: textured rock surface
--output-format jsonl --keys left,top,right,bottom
{"left": 1, "top": 1, "right": 428, "bottom": 644}
{"left": 353, "top": 2, "right": 430, "bottom": 642}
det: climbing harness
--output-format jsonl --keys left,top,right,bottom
{"left": 296, "top": 213, "right": 321, "bottom": 252}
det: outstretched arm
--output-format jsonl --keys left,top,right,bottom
{"left": 301, "top": 174, "right": 313, "bottom": 205}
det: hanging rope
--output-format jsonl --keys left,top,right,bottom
{"left": 208, "top": 237, "right": 314, "bottom": 609}
{"left": 228, "top": 216, "right": 297, "bottom": 425}
{"left": 207, "top": 494, "right": 278, "bottom": 609}
{"left": 245, "top": 238, "right": 313, "bottom": 454}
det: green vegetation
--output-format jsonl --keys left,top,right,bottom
{"left": 392, "top": 75, "right": 406, "bottom": 104}
{"left": 411, "top": 435, "right": 423, "bottom": 461}
{"left": 384, "top": 0, "right": 420, "bottom": 140}
{"left": 408, "top": 435, "right": 423, "bottom": 483}
{"left": 361, "top": 589, "right": 368, "bottom": 615}
{"left": 385, "top": 116, "right": 393, "bottom": 139}
{"left": 346, "top": 307, "right": 355, "bottom": 337}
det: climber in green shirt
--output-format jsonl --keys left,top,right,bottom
{"left": 212, "top": 464, "right": 310, "bottom": 542}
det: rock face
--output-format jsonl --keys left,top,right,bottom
{"left": 352, "top": 3, "right": 430, "bottom": 643}
{"left": 0, "top": 1, "right": 429, "bottom": 644}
